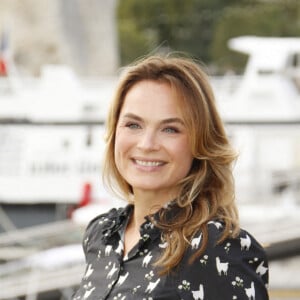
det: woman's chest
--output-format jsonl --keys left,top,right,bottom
{"left": 75, "top": 238, "right": 182, "bottom": 300}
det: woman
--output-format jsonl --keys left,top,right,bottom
{"left": 73, "top": 55, "right": 269, "bottom": 299}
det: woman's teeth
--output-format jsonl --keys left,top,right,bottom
{"left": 135, "top": 160, "right": 163, "bottom": 167}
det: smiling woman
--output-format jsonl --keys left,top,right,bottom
{"left": 73, "top": 55, "right": 269, "bottom": 300}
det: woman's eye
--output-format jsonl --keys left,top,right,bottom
{"left": 163, "top": 127, "right": 178, "bottom": 133}
{"left": 126, "top": 123, "right": 141, "bottom": 129}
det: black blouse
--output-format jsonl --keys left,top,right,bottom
{"left": 73, "top": 205, "right": 269, "bottom": 300}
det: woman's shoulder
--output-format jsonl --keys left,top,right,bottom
{"left": 86, "top": 205, "right": 130, "bottom": 230}
{"left": 82, "top": 205, "right": 131, "bottom": 245}
{"left": 179, "top": 221, "right": 269, "bottom": 298}
{"left": 205, "top": 220, "right": 269, "bottom": 287}
{"left": 87, "top": 205, "right": 123, "bottom": 226}
{"left": 206, "top": 220, "right": 266, "bottom": 256}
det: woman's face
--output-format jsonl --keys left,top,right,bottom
{"left": 114, "top": 80, "right": 193, "bottom": 200}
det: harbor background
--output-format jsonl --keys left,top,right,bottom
{"left": 1, "top": 1, "right": 300, "bottom": 299}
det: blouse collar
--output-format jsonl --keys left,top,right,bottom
{"left": 100, "top": 203, "right": 178, "bottom": 243}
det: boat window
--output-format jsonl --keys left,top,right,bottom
{"left": 291, "top": 53, "right": 300, "bottom": 68}
{"left": 286, "top": 53, "right": 300, "bottom": 93}
{"left": 257, "top": 69, "right": 274, "bottom": 75}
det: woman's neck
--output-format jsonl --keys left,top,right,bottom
{"left": 123, "top": 190, "right": 176, "bottom": 257}
{"left": 130, "top": 189, "right": 176, "bottom": 229}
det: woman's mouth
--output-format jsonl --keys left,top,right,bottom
{"left": 134, "top": 159, "right": 165, "bottom": 167}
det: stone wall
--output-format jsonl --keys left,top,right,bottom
{"left": 0, "top": 0, "right": 119, "bottom": 76}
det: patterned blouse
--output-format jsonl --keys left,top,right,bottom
{"left": 73, "top": 204, "right": 269, "bottom": 300}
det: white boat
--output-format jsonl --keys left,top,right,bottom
{"left": 212, "top": 36, "right": 300, "bottom": 209}
{"left": 0, "top": 64, "right": 122, "bottom": 231}
{"left": 212, "top": 36, "right": 300, "bottom": 292}
{"left": 215, "top": 35, "right": 300, "bottom": 122}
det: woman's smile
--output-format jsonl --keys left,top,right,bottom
{"left": 133, "top": 158, "right": 165, "bottom": 168}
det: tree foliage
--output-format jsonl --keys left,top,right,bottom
{"left": 212, "top": 0, "right": 300, "bottom": 73}
{"left": 117, "top": 0, "right": 300, "bottom": 73}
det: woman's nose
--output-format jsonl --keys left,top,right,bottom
{"left": 137, "top": 130, "right": 160, "bottom": 151}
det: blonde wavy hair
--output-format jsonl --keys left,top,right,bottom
{"left": 103, "top": 55, "right": 239, "bottom": 275}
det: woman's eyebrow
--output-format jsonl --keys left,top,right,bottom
{"left": 121, "top": 113, "right": 143, "bottom": 121}
{"left": 123, "top": 113, "right": 184, "bottom": 123}
{"left": 160, "top": 118, "right": 185, "bottom": 125}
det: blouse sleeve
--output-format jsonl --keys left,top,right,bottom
{"left": 178, "top": 226, "right": 269, "bottom": 300}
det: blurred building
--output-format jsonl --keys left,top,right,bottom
{"left": 0, "top": 0, "right": 119, "bottom": 76}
